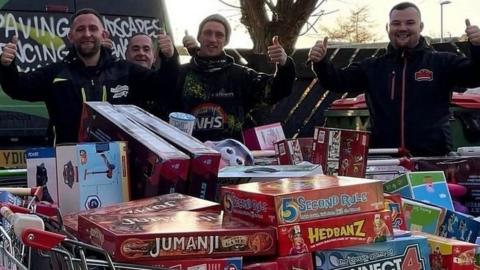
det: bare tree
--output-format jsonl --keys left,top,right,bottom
{"left": 322, "top": 5, "right": 377, "bottom": 43}
{"left": 219, "top": 0, "right": 332, "bottom": 54}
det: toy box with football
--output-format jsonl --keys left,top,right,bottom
{"left": 313, "top": 234, "right": 431, "bottom": 270}
{"left": 274, "top": 139, "right": 304, "bottom": 165}
{"left": 78, "top": 102, "right": 190, "bottom": 199}
{"left": 26, "top": 147, "right": 58, "bottom": 204}
{"left": 115, "top": 105, "right": 221, "bottom": 200}
{"left": 384, "top": 193, "right": 407, "bottom": 230}
{"left": 244, "top": 253, "right": 314, "bottom": 270}
{"left": 414, "top": 232, "right": 477, "bottom": 270}
{"left": 242, "top": 122, "right": 286, "bottom": 151}
{"left": 311, "top": 127, "right": 369, "bottom": 177}
{"left": 55, "top": 141, "right": 129, "bottom": 214}
{"left": 141, "top": 256, "right": 242, "bottom": 270}
{"left": 221, "top": 175, "right": 384, "bottom": 225}
{"left": 61, "top": 193, "right": 221, "bottom": 234}
{"left": 276, "top": 210, "right": 392, "bottom": 256}
{"left": 78, "top": 210, "right": 277, "bottom": 262}
{"left": 384, "top": 171, "right": 454, "bottom": 210}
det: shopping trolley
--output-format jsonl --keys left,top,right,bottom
{"left": 0, "top": 187, "right": 168, "bottom": 270}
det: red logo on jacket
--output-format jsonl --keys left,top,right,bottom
{"left": 415, "top": 69, "right": 433, "bottom": 81}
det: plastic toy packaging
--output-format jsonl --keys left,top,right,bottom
{"left": 205, "top": 139, "right": 254, "bottom": 169}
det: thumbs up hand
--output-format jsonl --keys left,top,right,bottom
{"left": 465, "top": 19, "right": 480, "bottom": 46}
{"left": 267, "top": 35, "right": 287, "bottom": 66}
{"left": 308, "top": 37, "right": 328, "bottom": 63}
{"left": 182, "top": 30, "right": 199, "bottom": 52}
{"left": 1, "top": 35, "right": 18, "bottom": 66}
{"left": 157, "top": 29, "right": 174, "bottom": 58}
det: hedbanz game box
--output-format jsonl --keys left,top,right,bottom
{"left": 62, "top": 193, "right": 220, "bottom": 234}
{"left": 115, "top": 105, "right": 221, "bottom": 201}
{"left": 78, "top": 102, "right": 190, "bottom": 199}
{"left": 277, "top": 210, "right": 393, "bottom": 256}
{"left": 78, "top": 211, "right": 276, "bottom": 262}
{"left": 221, "top": 175, "right": 384, "bottom": 225}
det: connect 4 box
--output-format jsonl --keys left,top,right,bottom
{"left": 56, "top": 141, "right": 130, "bottom": 214}
{"left": 313, "top": 234, "right": 431, "bottom": 270}
{"left": 312, "top": 127, "right": 369, "bottom": 177}
{"left": 221, "top": 175, "right": 384, "bottom": 226}
{"left": 79, "top": 102, "right": 190, "bottom": 199}
{"left": 78, "top": 211, "right": 276, "bottom": 262}
{"left": 277, "top": 210, "right": 392, "bottom": 256}
{"left": 115, "top": 105, "right": 221, "bottom": 201}
{"left": 384, "top": 171, "right": 454, "bottom": 210}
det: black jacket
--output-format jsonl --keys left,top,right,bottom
{"left": 313, "top": 37, "right": 480, "bottom": 156}
{"left": 0, "top": 47, "right": 178, "bottom": 144}
{"left": 177, "top": 52, "right": 295, "bottom": 142}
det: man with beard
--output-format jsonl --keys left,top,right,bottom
{"left": 0, "top": 8, "right": 178, "bottom": 144}
{"left": 178, "top": 14, "right": 295, "bottom": 142}
{"left": 309, "top": 2, "right": 480, "bottom": 156}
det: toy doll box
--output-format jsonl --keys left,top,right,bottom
{"left": 56, "top": 141, "right": 129, "bottom": 214}
{"left": 115, "top": 105, "right": 221, "bottom": 201}
{"left": 413, "top": 232, "right": 477, "bottom": 270}
{"left": 140, "top": 256, "right": 242, "bottom": 270}
{"left": 384, "top": 171, "right": 454, "bottom": 211}
{"left": 79, "top": 102, "right": 190, "bottom": 199}
{"left": 78, "top": 210, "right": 276, "bottom": 262}
{"left": 314, "top": 235, "right": 431, "bottom": 270}
{"left": 221, "top": 175, "right": 384, "bottom": 226}
{"left": 277, "top": 210, "right": 392, "bottom": 256}
{"left": 312, "top": 127, "right": 370, "bottom": 178}
{"left": 62, "top": 193, "right": 220, "bottom": 234}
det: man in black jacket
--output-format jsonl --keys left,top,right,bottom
{"left": 309, "top": 2, "right": 480, "bottom": 156}
{"left": 179, "top": 14, "right": 296, "bottom": 142}
{"left": 0, "top": 8, "right": 178, "bottom": 144}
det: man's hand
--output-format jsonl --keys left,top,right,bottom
{"left": 267, "top": 36, "right": 287, "bottom": 66}
{"left": 101, "top": 38, "right": 114, "bottom": 50}
{"left": 465, "top": 19, "right": 480, "bottom": 46}
{"left": 308, "top": 37, "right": 329, "bottom": 63}
{"left": 158, "top": 29, "right": 174, "bottom": 58}
{"left": 182, "top": 30, "right": 198, "bottom": 51}
{"left": 1, "top": 35, "right": 17, "bottom": 66}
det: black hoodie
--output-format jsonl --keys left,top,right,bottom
{"left": 313, "top": 37, "right": 480, "bottom": 156}
{"left": 0, "top": 47, "right": 178, "bottom": 144}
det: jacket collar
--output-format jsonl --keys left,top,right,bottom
{"left": 64, "top": 46, "right": 116, "bottom": 69}
{"left": 385, "top": 36, "right": 433, "bottom": 59}
{"left": 190, "top": 51, "right": 234, "bottom": 73}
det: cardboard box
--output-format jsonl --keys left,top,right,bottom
{"left": 274, "top": 139, "right": 304, "bottom": 165}
{"left": 298, "top": 137, "right": 314, "bottom": 163}
{"left": 26, "top": 147, "right": 58, "bottom": 203}
{"left": 0, "top": 191, "right": 23, "bottom": 230}
{"left": 277, "top": 210, "right": 392, "bottom": 256}
{"left": 414, "top": 232, "right": 477, "bottom": 270}
{"left": 221, "top": 175, "right": 384, "bottom": 225}
{"left": 314, "top": 235, "right": 431, "bottom": 270}
{"left": 242, "top": 122, "right": 286, "bottom": 151}
{"left": 312, "top": 127, "right": 369, "bottom": 178}
{"left": 115, "top": 105, "right": 221, "bottom": 201}
{"left": 244, "top": 253, "right": 314, "bottom": 270}
{"left": 56, "top": 141, "right": 130, "bottom": 214}
{"left": 384, "top": 193, "right": 407, "bottom": 230}
{"left": 62, "top": 193, "right": 221, "bottom": 234}
{"left": 384, "top": 171, "right": 454, "bottom": 210}
{"left": 78, "top": 102, "right": 190, "bottom": 199}
{"left": 78, "top": 211, "right": 277, "bottom": 262}
{"left": 140, "top": 257, "right": 242, "bottom": 269}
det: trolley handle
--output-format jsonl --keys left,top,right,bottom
{"left": 0, "top": 187, "right": 38, "bottom": 196}
{"left": 0, "top": 203, "right": 30, "bottom": 214}
{"left": 21, "top": 228, "right": 66, "bottom": 251}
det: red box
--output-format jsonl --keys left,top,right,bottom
{"left": 312, "top": 127, "right": 369, "bottom": 177}
{"left": 242, "top": 122, "right": 286, "bottom": 151}
{"left": 221, "top": 175, "right": 384, "bottom": 225}
{"left": 78, "top": 102, "right": 190, "bottom": 199}
{"left": 62, "top": 193, "right": 221, "bottom": 234}
{"left": 244, "top": 253, "right": 314, "bottom": 270}
{"left": 140, "top": 256, "right": 242, "bottom": 269}
{"left": 277, "top": 210, "right": 392, "bottom": 256}
{"left": 274, "top": 139, "right": 304, "bottom": 165}
{"left": 298, "top": 137, "right": 314, "bottom": 163}
{"left": 115, "top": 105, "right": 221, "bottom": 201}
{"left": 78, "top": 211, "right": 277, "bottom": 262}
{"left": 384, "top": 193, "right": 407, "bottom": 230}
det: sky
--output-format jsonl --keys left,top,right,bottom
{"left": 164, "top": 0, "right": 480, "bottom": 49}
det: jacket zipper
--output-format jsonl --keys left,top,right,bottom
{"left": 390, "top": 71, "right": 396, "bottom": 100}
{"left": 400, "top": 53, "right": 407, "bottom": 150}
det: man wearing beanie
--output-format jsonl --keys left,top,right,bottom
{"left": 177, "top": 14, "right": 296, "bottom": 142}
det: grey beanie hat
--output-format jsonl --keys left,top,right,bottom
{"left": 197, "top": 14, "right": 231, "bottom": 44}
